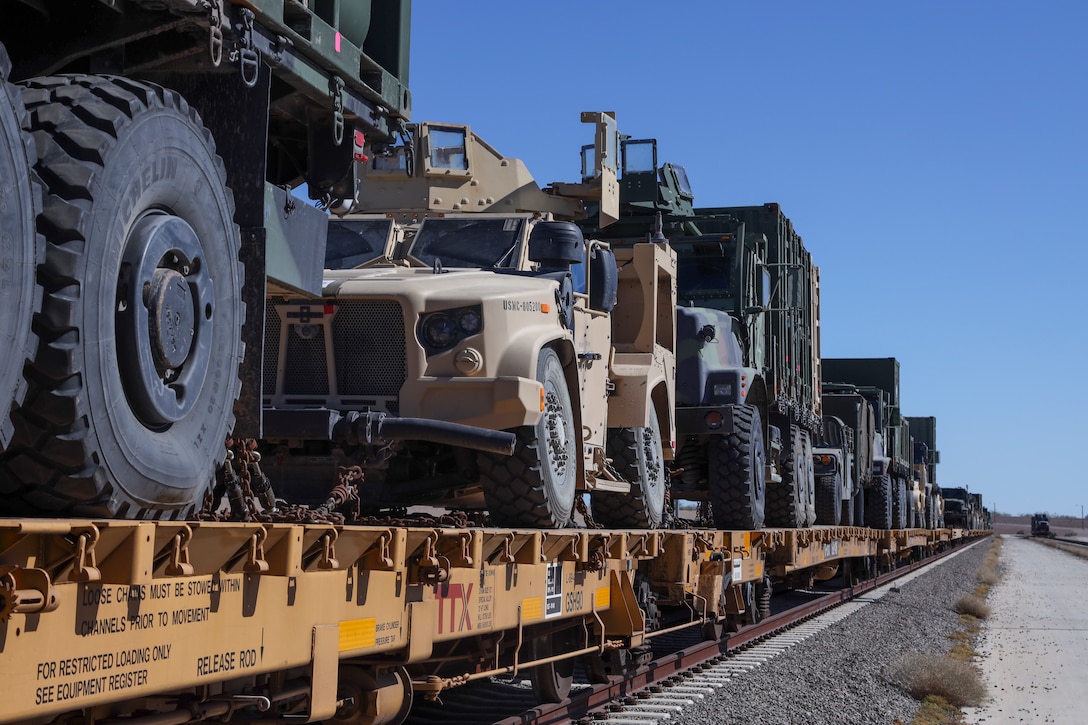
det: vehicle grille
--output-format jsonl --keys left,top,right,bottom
{"left": 265, "top": 300, "right": 407, "bottom": 401}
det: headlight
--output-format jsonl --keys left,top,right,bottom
{"left": 417, "top": 305, "right": 484, "bottom": 354}
{"left": 705, "top": 373, "right": 739, "bottom": 403}
{"left": 422, "top": 315, "right": 457, "bottom": 348}
{"left": 458, "top": 309, "right": 482, "bottom": 334}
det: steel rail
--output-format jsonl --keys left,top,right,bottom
{"left": 495, "top": 536, "right": 988, "bottom": 725}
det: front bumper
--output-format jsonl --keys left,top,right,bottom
{"left": 404, "top": 376, "right": 544, "bottom": 430}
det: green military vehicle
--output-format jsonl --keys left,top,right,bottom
{"left": 813, "top": 386, "right": 876, "bottom": 526}
{"left": 576, "top": 143, "right": 821, "bottom": 530}
{"left": 260, "top": 113, "right": 677, "bottom": 528}
{"left": 673, "top": 206, "right": 821, "bottom": 530}
{"left": 0, "top": 1, "right": 426, "bottom": 519}
{"left": 821, "top": 358, "right": 917, "bottom": 529}
{"left": 941, "top": 486, "right": 984, "bottom": 529}
{"left": 907, "top": 415, "right": 943, "bottom": 529}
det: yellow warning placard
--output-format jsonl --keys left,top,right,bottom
{"left": 338, "top": 618, "right": 376, "bottom": 651}
{"left": 521, "top": 597, "right": 543, "bottom": 621}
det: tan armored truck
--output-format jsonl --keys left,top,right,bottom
{"left": 261, "top": 113, "right": 677, "bottom": 529}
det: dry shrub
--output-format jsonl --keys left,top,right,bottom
{"left": 955, "top": 594, "right": 992, "bottom": 619}
{"left": 976, "top": 564, "right": 999, "bottom": 586}
{"left": 912, "top": 694, "right": 962, "bottom": 725}
{"left": 891, "top": 652, "right": 986, "bottom": 707}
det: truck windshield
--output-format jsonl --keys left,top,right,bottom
{"left": 817, "top": 418, "right": 844, "bottom": 448}
{"left": 325, "top": 218, "right": 394, "bottom": 268}
{"left": 409, "top": 218, "right": 525, "bottom": 268}
{"left": 677, "top": 248, "right": 733, "bottom": 306}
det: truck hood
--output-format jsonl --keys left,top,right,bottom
{"left": 323, "top": 267, "right": 559, "bottom": 304}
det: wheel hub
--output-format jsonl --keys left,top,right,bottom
{"left": 117, "top": 214, "right": 215, "bottom": 427}
{"left": 147, "top": 268, "right": 195, "bottom": 370}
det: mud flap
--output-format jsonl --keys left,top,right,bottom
{"left": 307, "top": 625, "right": 340, "bottom": 722}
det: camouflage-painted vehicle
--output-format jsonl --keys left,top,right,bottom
{"left": 673, "top": 207, "right": 820, "bottom": 530}
{"left": 942, "top": 486, "right": 985, "bottom": 529}
{"left": 823, "top": 358, "right": 917, "bottom": 530}
{"left": 261, "top": 113, "right": 677, "bottom": 528}
{"left": 813, "top": 386, "right": 876, "bottom": 526}
{"left": 577, "top": 146, "right": 821, "bottom": 531}
{"left": 0, "top": 2, "right": 422, "bottom": 519}
{"left": 672, "top": 305, "right": 770, "bottom": 530}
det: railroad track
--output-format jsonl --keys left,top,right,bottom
{"left": 1051, "top": 536, "right": 1088, "bottom": 548}
{"left": 1031, "top": 534, "right": 1088, "bottom": 560}
{"left": 402, "top": 540, "right": 977, "bottom": 724}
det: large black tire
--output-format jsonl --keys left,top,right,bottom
{"left": 866, "top": 474, "right": 894, "bottom": 530}
{"left": 891, "top": 478, "right": 908, "bottom": 529}
{"left": 0, "top": 45, "right": 41, "bottom": 450}
{"left": 0, "top": 76, "right": 243, "bottom": 518}
{"left": 815, "top": 473, "right": 842, "bottom": 526}
{"left": 593, "top": 399, "right": 666, "bottom": 528}
{"left": 925, "top": 493, "right": 938, "bottom": 530}
{"left": 480, "top": 348, "right": 577, "bottom": 527}
{"left": 766, "top": 424, "right": 805, "bottom": 528}
{"left": 707, "top": 404, "right": 765, "bottom": 530}
{"left": 800, "top": 429, "right": 816, "bottom": 526}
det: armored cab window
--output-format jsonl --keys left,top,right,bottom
{"left": 818, "top": 417, "right": 845, "bottom": 448}
{"left": 325, "top": 218, "right": 396, "bottom": 268}
{"left": 371, "top": 148, "right": 408, "bottom": 174}
{"left": 423, "top": 125, "right": 471, "bottom": 176}
{"left": 409, "top": 217, "right": 525, "bottom": 268}
{"left": 677, "top": 242, "right": 734, "bottom": 307}
{"left": 622, "top": 139, "right": 657, "bottom": 174}
{"left": 581, "top": 144, "right": 596, "bottom": 182}
{"left": 672, "top": 165, "right": 693, "bottom": 196}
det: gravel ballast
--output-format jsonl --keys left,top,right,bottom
{"left": 669, "top": 539, "right": 991, "bottom": 725}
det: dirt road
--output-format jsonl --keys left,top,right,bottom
{"left": 963, "top": 536, "right": 1088, "bottom": 723}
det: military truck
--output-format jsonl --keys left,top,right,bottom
{"left": 941, "top": 486, "right": 972, "bottom": 529}
{"left": 821, "top": 359, "right": 916, "bottom": 530}
{"left": 670, "top": 206, "right": 821, "bottom": 530}
{"left": 813, "top": 386, "right": 876, "bottom": 526}
{"left": 260, "top": 112, "right": 677, "bottom": 529}
{"left": 575, "top": 142, "right": 821, "bottom": 530}
{"left": 1031, "top": 513, "right": 1053, "bottom": 537}
{"left": 907, "top": 415, "right": 943, "bottom": 529}
{"left": 0, "top": 2, "right": 457, "bottom": 520}
{"left": 969, "top": 493, "right": 990, "bottom": 530}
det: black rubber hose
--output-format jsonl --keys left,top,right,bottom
{"left": 379, "top": 417, "right": 517, "bottom": 456}
{"left": 330, "top": 411, "right": 516, "bottom": 456}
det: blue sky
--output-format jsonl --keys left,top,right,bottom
{"left": 407, "top": 1, "right": 1087, "bottom": 517}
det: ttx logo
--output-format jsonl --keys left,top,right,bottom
{"left": 436, "top": 582, "right": 474, "bottom": 634}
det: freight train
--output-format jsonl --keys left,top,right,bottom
{"left": 0, "top": 3, "right": 990, "bottom": 724}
